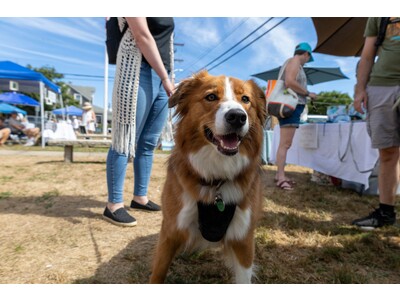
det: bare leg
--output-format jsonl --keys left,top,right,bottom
{"left": 378, "top": 147, "right": 400, "bottom": 206}
{"left": 0, "top": 128, "right": 11, "bottom": 145}
{"left": 24, "top": 128, "right": 40, "bottom": 139}
{"left": 133, "top": 195, "right": 149, "bottom": 205}
{"left": 106, "top": 202, "right": 125, "bottom": 212}
{"left": 276, "top": 126, "right": 296, "bottom": 183}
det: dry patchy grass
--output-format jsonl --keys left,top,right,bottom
{"left": 0, "top": 148, "right": 399, "bottom": 284}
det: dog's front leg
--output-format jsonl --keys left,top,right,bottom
{"left": 226, "top": 237, "right": 255, "bottom": 284}
{"left": 149, "top": 227, "right": 182, "bottom": 283}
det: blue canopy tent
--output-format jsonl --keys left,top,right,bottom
{"left": 0, "top": 61, "right": 60, "bottom": 93}
{"left": 0, "top": 103, "right": 27, "bottom": 115}
{"left": 0, "top": 61, "right": 62, "bottom": 147}
{"left": 0, "top": 92, "right": 40, "bottom": 107}
{"left": 52, "top": 105, "right": 82, "bottom": 117}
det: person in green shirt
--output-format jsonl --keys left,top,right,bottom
{"left": 353, "top": 17, "right": 400, "bottom": 230}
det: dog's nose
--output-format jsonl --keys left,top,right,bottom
{"left": 225, "top": 109, "right": 247, "bottom": 129}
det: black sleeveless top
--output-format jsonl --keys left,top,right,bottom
{"left": 144, "top": 17, "right": 174, "bottom": 71}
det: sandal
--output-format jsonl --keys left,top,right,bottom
{"left": 276, "top": 180, "right": 294, "bottom": 191}
{"left": 274, "top": 178, "right": 296, "bottom": 185}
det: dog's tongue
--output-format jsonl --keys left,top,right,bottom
{"left": 215, "top": 133, "right": 240, "bottom": 149}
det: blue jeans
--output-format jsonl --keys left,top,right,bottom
{"left": 106, "top": 61, "right": 169, "bottom": 204}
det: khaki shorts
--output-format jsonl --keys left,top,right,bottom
{"left": 366, "top": 85, "right": 400, "bottom": 149}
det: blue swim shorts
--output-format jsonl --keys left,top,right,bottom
{"left": 278, "top": 104, "right": 305, "bottom": 128}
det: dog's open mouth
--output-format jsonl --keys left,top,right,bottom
{"left": 204, "top": 126, "right": 242, "bottom": 156}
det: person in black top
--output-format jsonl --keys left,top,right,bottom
{"left": 104, "top": 17, "right": 175, "bottom": 226}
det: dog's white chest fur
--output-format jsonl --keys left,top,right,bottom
{"left": 189, "top": 145, "right": 250, "bottom": 181}
{"left": 180, "top": 144, "right": 252, "bottom": 246}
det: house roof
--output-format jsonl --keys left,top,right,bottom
{"left": 69, "top": 84, "right": 95, "bottom": 101}
{"left": 93, "top": 104, "right": 112, "bottom": 119}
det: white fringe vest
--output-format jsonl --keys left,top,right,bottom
{"left": 111, "top": 17, "right": 174, "bottom": 158}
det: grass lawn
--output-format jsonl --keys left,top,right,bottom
{"left": 0, "top": 148, "right": 399, "bottom": 284}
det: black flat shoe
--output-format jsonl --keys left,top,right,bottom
{"left": 130, "top": 200, "right": 161, "bottom": 211}
{"left": 103, "top": 207, "right": 137, "bottom": 227}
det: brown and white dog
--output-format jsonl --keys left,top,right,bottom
{"left": 150, "top": 70, "right": 266, "bottom": 283}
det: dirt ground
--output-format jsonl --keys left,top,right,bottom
{"left": 0, "top": 149, "right": 167, "bottom": 284}
{"left": 1, "top": 148, "right": 399, "bottom": 284}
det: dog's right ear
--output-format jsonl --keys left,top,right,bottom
{"left": 168, "top": 70, "right": 209, "bottom": 108}
{"left": 168, "top": 80, "right": 188, "bottom": 108}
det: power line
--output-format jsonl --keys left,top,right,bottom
{"left": 61, "top": 18, "right": 287, "bottom": 84}
{"left": 196, "top": 18, "right": 274, "bottom": 73}
{"left": 64, "top": 78, "right": 114, "bottom": 82}
{"left": 63, "top": 73, "right": 115, "bottom": 83}
{"left": 182, "top": 18, "right": 249, "bottom": 73}
{"left": 64, "top": 73, "right": 108, "bottom": 79}
{"left": 208, "top": 18, "right": 289, "bottom": 72}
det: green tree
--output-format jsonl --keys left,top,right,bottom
{"left": 309, "top": 91, "right": 353, "bottom": 115}
{"left": 25, "top": 65, "right": 78, "bottom": 110}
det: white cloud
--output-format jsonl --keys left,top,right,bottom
{"left": 177, "top": 18, "right": 220, "bottom": 47}
{"left": 236, "top": 18, "right": 299, "bottom": 71}
{"left": 1, "top": 44, "right": 103, "bottom": 69}
{"left": 1, "top": 18, "right": 104, "bottom": 45}
{"left": 334, "top": 57, "right": 358, "bottom": 75}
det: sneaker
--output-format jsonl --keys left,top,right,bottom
{"left": 352, "top": 208, "right": 396, "bottom": 230}
{"left": 24, "top": 140, "right": 35, "bottom": 147}
{"left": 10, "top": 134, "right": 19, "bottom": 141}
{"left": 103, "top": 207, "right": 137, "bottom": 227}
{"left": 130, "top": 200, "right": 161, "bottom": 211}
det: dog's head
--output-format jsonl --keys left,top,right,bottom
{"left": 170, "top": 70, "right": 266, "bottom": 159}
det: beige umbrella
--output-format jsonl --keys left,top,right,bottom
{"left": 312, "top": 17, "right": 368, "bottom": 57}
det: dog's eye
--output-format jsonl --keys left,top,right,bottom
{"left": 205, "top": 93, "right": 218, "bottom": 101}
{"left": 241, "top": 95, "right": 250, "bottom": 103}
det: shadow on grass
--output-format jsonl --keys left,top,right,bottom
{"left": 259, "top": 167, "right": 393, "bottom": 221}
{"left": 35, "top": 160, "right": 106, "bottom": 165}
{"left": 0, "top": 195, "right": 104, "bottom": 223}
{"left": 74, "top": 232, "right": 234, "bottom": 284}
{"left": 73, "top": 220, "right": 400, "bottom": 284}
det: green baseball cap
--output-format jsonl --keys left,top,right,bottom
{"left": 295, "top": 42, "right": 314, "bottom": 62}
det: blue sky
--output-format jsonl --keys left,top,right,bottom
{"left": 0, "top": 17, "right": 362, "bottom": 110}
{"left": 2, "top": 0, "right": 394, "bottom": 109}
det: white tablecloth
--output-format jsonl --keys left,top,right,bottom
{"left": 53, "top": 122, "right": 76, "bottom": 140}
{"left": 270, "top": 122, "right": 379, "bottom": 189}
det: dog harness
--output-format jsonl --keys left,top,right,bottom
{"left": 197, "top": 179, "right": 236, "bottom": 242}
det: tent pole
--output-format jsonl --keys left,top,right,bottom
{"left": 103, "top": 38, "right": 109, "bottom": 136}
{"left": 59, "top": 91, "right": 65, "bottom": 121}
{"left": 40, "top": 82, "right": 45, "bottom": 148}
{"left": 59, "top": 94, "right": 64, "bottom": 121}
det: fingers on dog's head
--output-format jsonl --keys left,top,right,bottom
{"left": 168, "top": 70, "right": 209, "bottom": 109}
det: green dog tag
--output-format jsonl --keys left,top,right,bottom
{"left": 215, "top": 195, "right": 225, "bottom": 212}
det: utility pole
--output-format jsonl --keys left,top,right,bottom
{"left": 174, "top": 43, "right": 184, "bottom": 64}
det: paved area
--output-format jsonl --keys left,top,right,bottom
{"left": 0, "top": 149, "right": 107, "bottom": 158}
{"left": 0, "top": 149, "right": 169, "bottom": 158}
